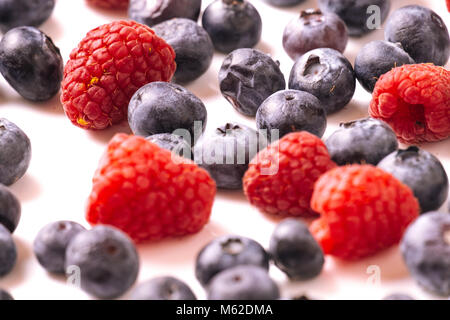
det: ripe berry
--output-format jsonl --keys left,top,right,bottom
{"left": 0, "top": 185, "right": 20, "bottom": 233}
{"left": 383, "top": 293, "right": 414, "bottom": 300}
{"left": 0, "top": 289, "right": 13, "bottom": 300}
{"left": 0, "top": 224, "right": 16, "bottom": 277}
{"left": 146, "top": 133, "right": 192, "bottom": 159}
{"left": 264, "top": 0, "right": 305, "bottom": 6}
{"left": 130, "top": 277, "right": 196, "bottom": 300}
{"left": 0, "top": 0, "right": 55, "bottom": 33}
{"left": 65, "top": 225, "right": 139, "bottom": 299}
{"left": 283, "top": 9, "right": 348, "bottom": 61}
{"left": 86, "top": 0, "right": 129, "bottom": 10}
{"left": 195, "top": 235, "right": 269, "bottom": 287}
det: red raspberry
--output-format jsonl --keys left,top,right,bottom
{"left": 243, "top": 131, "right": 336, "bottom": 217}
{"left": 447, "top": 0, "right": 450, "bottom": 12}
{"left": 86, "top": 134, "right": 216, "bottom": 242}
{"left": 61, "top": 20, "right": 176, "bottom": 130}
{"left": 86, "top": 0, "right": 129, "bottom": 10}
{"left": 310, "top": 165, "right": 419, "bottom": 260}
{"left": 369, "top": 64, "right": 450, "bottom": 144}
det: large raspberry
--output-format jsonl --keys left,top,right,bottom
{"left": 369, "top": 64, "right": 450, "bottom": 144}
{"left": 243, "top": 131, "right": 336, "bottom": 217}
{"left": 310, "top": 165, "right": 419, "bottom": 260}
{"left": 86, "top": 0, "right": 129, "bottom": 10}
{"left": 61, "top": 20, "right": 176, "bottom": 130}
{"left": 86, "top": 134, "right": 216, "bottom": 242}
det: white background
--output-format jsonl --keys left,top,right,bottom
{"left": 0, "top": 0, "right": 449, "bottom": 300}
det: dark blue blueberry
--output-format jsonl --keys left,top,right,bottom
{"left": 256, "top": 89, "right": 326, "bottom": 140}
{"left": 202, "top": 0, "right": 262, "bottom": 53}
{"left": 385, "top": 5, "right": 450, "bottom": 66}
{"left": 0, "top": 224, "right": 16, "bottom": 277}
{"left": 128, "top": 82, "right": 207, "bottom": 145}
{"left": 195, "top": 235, "right": 270, "bottom": 287}
{"left": 289, "top": 48, "right": 355, "bottom": 114}
{"left": 33, "top": 221, "right": 86, "bottom": 274}
{"left": 207, "top": 265, "right": 280, "bottom": 300}
{"left": 283, "top": 9, "right": 348, "bottom": 61}
{"left": 0, "top": 0, "right": 55, "bottom": 33}
{"left": 130, "top": 277, "right": 196, "bottom": 300}
{"left": 378, "top": 147, "right": 448, "bottom": 213}
{"left": 383, "top": 293, "right": 415, "bottom": 300}
{"left": 146, "top": 133, "right": 192, "bottom": 159}
{"left": 219, "top": 48, "right": 285, "bottom": 117}
{"left": 0, "top": 118, "right": 31, "bottom": 186}
{"left": 128, "top": 0, "right": 202, "bottom": 27}
{"left": 269, "top": 219, "right": 324, "bottom": 280}
{"left": 264, "top": 0, "right": 305, "bottom": 6}
{"left": 0, "top": 185, "right": 20, "bottom": 233}
{"left": 0, "top": 288, "right": 13, "bottom": 300}
{"left": 65, "top": 225, "right": 139, "bottom": 299}
{"left": 0, "top": 27, "right": 63, "bottom": 102}
{"left": 355, "top": 41, "right": 415, "bottom": 93}
{"left": 318, "top": 0, "right": 391, "bottom": 37}
{"left": 325, "top": 118, "right": 398, "bottom": 166}
{"left": 152, "top": 18, "right": 214, "bottom": 84}
{"left": 194, "top": 123, "right": 266, "bottom": 189}
{"left": 400, "top": 212, "right": 450, "bottom": 296}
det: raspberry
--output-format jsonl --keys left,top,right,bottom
{"left": 243, "top": 131, "right": 336, "bottom": 217}
{"left": 86, "top": 134, "right": 216, "bottom": 242}
{"left": 61, "top": 20, "right": 176, "bottom": 130}
{"left": 447, "top": 0, "right": 450, "bottom": 12}
{"left": 86, "top": 0, "right": 129, "bottom": 10}
{"left": 369, "top": 64, "right": 450, "bottom": 144}
{"left": 310, "top": 165, "right": 419, "bottom": 260}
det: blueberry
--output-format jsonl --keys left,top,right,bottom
{"left": 195, "top": 235, "right": 270, "bottom": 287}
{"left": 264, "top": 0, "right": 305, "bottom": 6}
{"left": 283, "top": 9, "right": 348, "bottom": 61}
{"left": 0, "top": 26, "right": 63, "bottom": 102}
{"left": 0, "top": 118, "right": 31, "bottom": 186}
{"left": 128, "top": 82, "right": 207, "bottom": 145}
{"left": 65, "top": 225, "right": 139, "bottom": 299}
{"left": 318, "top": 0, "right": 391, "bottom": 37}
{"left": 269, "top": 219, "right": 324, "bottom": 280}
{"left": 355, "top": 41, "right": 415, "bottom": 93}
{"left": 378, "top": 147, "right": 448, "bottom": 213}
{"left": 0, "top": 0, "right": 55, "bottom": 33}
{"left": 219, "top": 48, "right": 285, "bottom": 117}
{"left": 146, "top": 133, "right": 192, "bottom": 159}
{"left": 128, "top": 0, "right": 202, "bottom": 27}
{"left": 33, "top": 221, "right": 86, "bottom": 274}
{"left": 256, "top": 89, "right": 326, "bottom": 140}
{"left": 0, "top": 224, "right": 16, "bottom": 277}
{"left": 400, "top": 212, "right": 450, "bottom": 296}
{"left": 202, "top": 0, "right": 262, "bottom": 53}
{"left": 383, "top": 293, "right": 415, "bottom": 300}
{"left": 0, "top": 288, "right": 13, "bottom": 300}
{"left": 289, "top": 48, "right": 355, "bottom": 115}
{"left": 385, "top": 5, "right": 450, "bottom": 66}
{"left": 130, "top": 276, "right": 196, "bottom": 300}
{"left": 207, "top": 265, "right": 280, "bottom": 300}
{"left": 194, "top": 123, "right": 266, "bottom": 189}
{"left": 325, "top": 118, "right": 398, "bottom": 166}
{"left": 0, "top": 185, "right": 20, "bottom": 234}
{"left": 152, "top": 18, "right": 213, "bottom": 84}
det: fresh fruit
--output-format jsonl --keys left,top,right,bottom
{"left": 219, "top": 48, "right": 285, "bottom": 117}
{"left": 256, "top": 90, "right": 326, "bottom": 140}
{"left": 369, "top": 64, "right": 450, "bottom": 144}
{"left": 195, "top": 235, "right": 269, "bottom": 287}
{"left": 130, "top": 277, "right": 196, "bottom": 300}
{"left": 264, "top": 0, "right": 305, "bottom": 6}
{"left": 318, "top": 0, "right": 391, "bottom": 37}
{"left": 378, "top": 147, "right": 448, "bottom": 213}
{"left": 0, "top": 185, "right": 20, "bottom": 234}
{"left": 289, "top": 48, "right": 355, "bottom": 114}
{"left": 0, "top": 0, "right": 55, "bottom": 33}
{"left": 0, "top": 289, "right": 13, "bottom": 300}
{"left": 325, "top": 118, "right": 398, "bottom": 166}
{"left": 153, "top": 18, "right": 214, "bottom": 83}
{"left": 65, "top": 225, "right": 139, "bottom": 299}
{"left": 128, "top": 82, "right": 207, "bottom": 143}
{"left": 0, "top": 224, "right": 16, "bottom": 277}
{"left": 0, "top": 118, "right": 31, "bottom": 186}
{"left": 283, "top": 9, "right": 348, "bottom": 61}
{"left": 385, "top": 5, "right": 450, "bottom": 66}
{"left": 310, "top": 165, "right": 419, "bottom": 260}
{"left": 86, "top": 0, "right": 129, "bottom": 10}
{"left": 194, "top": 123, "right": 266, "bottom": 190}
{"left": 355, "top": 41, "right": 415, "bottom": 93}
{"left": 207, "top": 265, "right": 280, "bottom": 300}
{"left": 243, "top": 131, "right": 336, "bottom": 217}
{"left": 129, "top": 0, "right": 202, "bottom": 27}
{"left": 400, "top": 212, "right": 450, "bottom": 296}
{"left": 0, "top": 27, "right": 63, "bottom": 102}
{"left": 86, "top": 134, "right": 216, "bottom": 242}
{"left": 269, "top": 219, "right": 324, "bottom": 280}
{"left": 202, "top": 0, "right": 262, "bottom": 53}
{"left": 146, "top": 133, "right": 192, "bottom": 159}
{"left": 60, "top": 20, "right": 176, "bottom": 130}
{"left": 383, "top": 293, "right": 414, "bottom": 300}
{"left": 33, "top": 221, "right": 86, "bottom": 274}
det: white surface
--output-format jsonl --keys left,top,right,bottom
{"left": 0, "top": 0, "right": 449, "bottom": 300}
